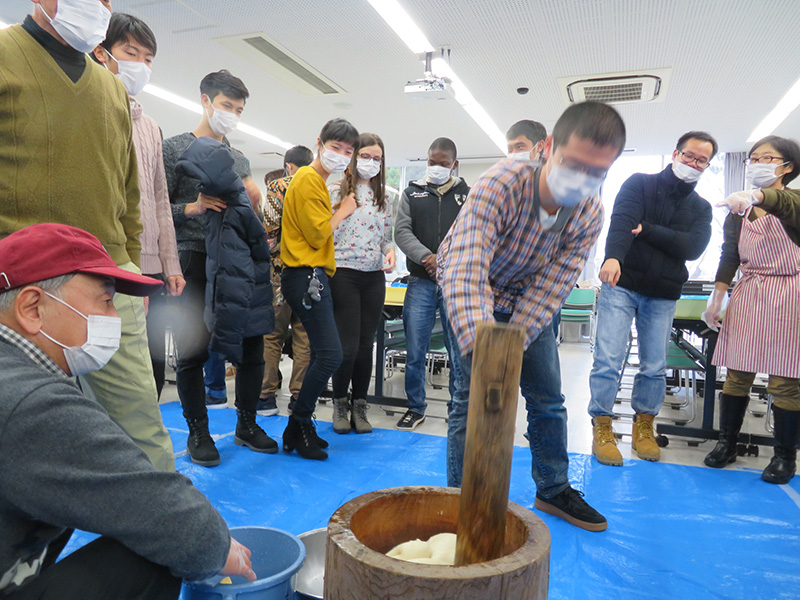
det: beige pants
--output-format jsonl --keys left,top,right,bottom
{"left": 79, "top": 262, "right": 175, "bottom": 472}
{"left": 261, "top": 291, "right": 310, "bottom": 398}
{"left": 723, "top": 368, "right": 800, "bottom": 411}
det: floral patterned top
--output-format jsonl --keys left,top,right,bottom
{"left": 329, "top": 182, "right": 393, "bottom": 272}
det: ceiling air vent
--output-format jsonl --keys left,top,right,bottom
{"left": 558, "top": 69, "right": 671, "bottom": 106}
{"left": 214, "top": 33, "right": 345, "bottom": 96}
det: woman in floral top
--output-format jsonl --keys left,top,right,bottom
{"left": 328, "top": 133, "right": 395, "bottom": 434}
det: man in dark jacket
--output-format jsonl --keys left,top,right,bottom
{"left": 174, "top": 136, "right": 277, "bottom": 466}
{"left": 394, "top": 138, "right": 469, "bottom": 430}
{"left": 0, "top": 224, "right": 255, "bottom": 599}
{"left": 588, "top": 131, "right": 716, "bottom": 465}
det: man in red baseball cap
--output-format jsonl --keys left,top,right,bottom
{"left": 0, "top": 223, "right": 256, "bottom": 599}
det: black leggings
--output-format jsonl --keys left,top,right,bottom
{"left": 6, "top": 534, "right": 180, "bottom": 600}
{"left": 330, "top": 268, "right": 386, "bottom": 398}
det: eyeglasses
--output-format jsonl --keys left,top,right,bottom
{"left": 556, "top": 155, "right": 608, "bottom": 179}
{"left": 744, "top": 155, "right": 785, "bottom": 165}
{"left": 677, "top": 150, "right": 710, "bottom": 170}
{"left": 358, "top": 153, "right": 382, "bottom": 162}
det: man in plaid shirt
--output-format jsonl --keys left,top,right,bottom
{"left": 439, "top": 102, "right": 626, "bottom": 532}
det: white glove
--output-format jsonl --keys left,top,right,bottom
{"left": 220, "top": 537, "right": 256, "bottom": 582}
{"left": 716, "top": 191, "right": 755, "bottom": 215}
{"left": 701, "top": 289, "right": 728, "bottom": 331}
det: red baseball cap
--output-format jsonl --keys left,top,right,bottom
{"left": 0, "top": 224, "right": 163, "bottom": 297}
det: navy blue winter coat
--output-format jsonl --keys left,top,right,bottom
{"left": 176, "top": 137, "right": 273, "bottom": 363}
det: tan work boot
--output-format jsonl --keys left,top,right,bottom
{"left": 632, "top": 413, "right": 660, "bottom": 461}
{"left": 592, "top": 416, "right": 622, "bottom": 466}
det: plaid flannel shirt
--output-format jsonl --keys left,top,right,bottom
{"left": 438, "top": 160, "right": 603, "bottom": 355}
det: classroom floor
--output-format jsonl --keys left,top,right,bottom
{"left": 115, "top": 338, "right": 800, "bottom": 600}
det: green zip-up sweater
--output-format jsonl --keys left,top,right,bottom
{"left": 0, "top": 23, "right": 142, "bottom": 266}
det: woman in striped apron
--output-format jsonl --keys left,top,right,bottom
{"left": 703, "top": 135, "right": 800, "bottom": 484}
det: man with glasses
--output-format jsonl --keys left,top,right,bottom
{"left": 589, "top": 131, "right": 716, "bottom": 466}
{"left": 439, "top": 101, "right": 626, "bottom": 531}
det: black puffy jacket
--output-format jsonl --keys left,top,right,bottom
{"left": 604, "top": 165, "right": 712, "bottom": 300}
{"left": 176, "top": 137, "right": 273, "bottom": 363}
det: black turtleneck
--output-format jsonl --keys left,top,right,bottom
{"left": 22, "top": 15, "right": 86, "bottom": 83}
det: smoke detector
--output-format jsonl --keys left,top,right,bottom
{"left": 558, "top": 68, "right": 671, "bottom": 105}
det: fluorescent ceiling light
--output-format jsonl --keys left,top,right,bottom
{"left": 747, "top": 74, "right": 800, "bottom": 142}
{"left": 365, "top": 0, "right": 433, "bottom": 54}
{"left": 432, "top": 58, "right": 506, "bottom": 153}
{"left": 142, "top": 84, "right": 293, "bottom": 150}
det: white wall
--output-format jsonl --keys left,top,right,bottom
{"left": 457, "top": 161, "right": 496, "bottom": 186}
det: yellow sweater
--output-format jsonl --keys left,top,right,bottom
{"left": 280, "top": 166, "right": 336, "bottom": 276}
{"left": 0, "top": 25, "right": 142, "bottom": 266}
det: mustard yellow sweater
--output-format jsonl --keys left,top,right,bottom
{"left": 0, "top": 25, "right": 141, "bottom": 266}
{"left": 280, "top": 166, "right": 336, "bottom": 276}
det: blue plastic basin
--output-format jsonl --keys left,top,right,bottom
{"left": 182, "top": 526, "right": 306, "bottom": 600}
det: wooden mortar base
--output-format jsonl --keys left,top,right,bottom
{"left": 325, "top": 486, "right": 550, "bottom": 599}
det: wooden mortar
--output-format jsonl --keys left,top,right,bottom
{"left": 325, "top": 486, "right": 550, "bottom": 599}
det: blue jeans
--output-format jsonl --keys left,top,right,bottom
{"left": 281, "top": 267, "right": 342, "bottom": 423}
{"left": 588, "top": 283, "right": 677, "bottom": 418}
{"left": 445, "top": 311, "right": 570, "bottom": 498}
{"left": 402, "top": 276, "right": 456, "bottom": 414}
{"left": 203, "top": 351, "right": 227, "bottom": 399}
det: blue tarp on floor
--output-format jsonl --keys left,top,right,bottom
{"left": 67, "top": 402, "right": 800, "bottom": 599}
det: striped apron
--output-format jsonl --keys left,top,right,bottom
{"left": 712, "top": 208, "right": 800, "bottom": 378}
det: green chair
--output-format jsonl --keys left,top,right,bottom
{"left": 559, "top": 288, "right": 597, "bottom": 349}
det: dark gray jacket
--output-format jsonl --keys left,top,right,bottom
{"left": 176, "top": 137, "right": 273, "bottom": 363}
{"left": 395, "top": 177, "right": 469, "bottom": 279}
{"left": 0, "top": 335, "right": 230, "bottom": 594}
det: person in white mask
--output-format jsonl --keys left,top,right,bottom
{"left": 439, "top": 102, "right": 625, "bottom": 532}
{"left": 328, "top": 133, "right": 396, "bottom": 435}
{"left": 506, "top": 119, "right": 547, "bottom": 162}
{"left": 0, "top": 0, "right": 176, "bottom": 472}
{"left": 161, "top": 70, "right": 261, "bottom": 467}
{"left": 0, "top": 223, "right": 257, "bottom": 600}
{"left": 91, "top": 13, "right": 185, "bottom": 400}
{"left": 589, "top": 131, "right": 716, "bottom": 467}
{"left": 704, "top": 135, "right": 800, "bottom": 485}
{"left": 279, "top": 118, "right": 359, "bottom": 461}
{"left": 395, "top": 138, "right": 470, "bottom": 432}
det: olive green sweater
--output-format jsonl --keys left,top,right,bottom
{"left": 0, "top": 24, "right": 141, "bottom": 266}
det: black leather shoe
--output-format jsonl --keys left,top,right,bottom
{"left": 186, "top": 417, "right": 220, "bottom": 467}
{"left": 534, "top": 487, "right": 607, "bottom": 532}
{"left": 704, "top": 393, "right": 749, "bottom": 468}
{"left": 762, "top": 406, "right": 799, "bottom": 484}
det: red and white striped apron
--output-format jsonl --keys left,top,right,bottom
{"left": 713, "top": 208, "right": 800, "bottom": 377}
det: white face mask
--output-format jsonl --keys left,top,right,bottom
{"left": 746, "top": 162, "right": 785, "bottom": 188}
{"left": 546, "top": 162, "right": 604, "bottom": 207}
{"left": 319, "top": 143, "right": 351, "bottom": 174}
{"left": 107, "top": 54, "right": 152, "bottom": 96}
{"left": 426, "top": 165, "right": 452, "bottom": 185}
{"left": 672, "top": 160, "right": 703, "bottom": 184}
{"left": 205, "top": 104, "right": 240, "bottom": 137}
{"left": 357, "top": 157, "right": 381, "bottom": 179}
{"left": 38, "top": 0, "right": 111, "bottom": 54}
{"left": 38, "top": 292, "right": 122, "bottom": 377}
{"left": 508, "top": 151, "right": 532, "bottom": 161}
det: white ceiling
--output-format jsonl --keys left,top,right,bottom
{"left": 3, "top": 0, "right": 800, "bottom": 171}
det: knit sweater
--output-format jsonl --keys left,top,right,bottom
{"left": 0, "top": 327, "right": 230, "bottom": 593}
{"left": 281, "top": 166, "right": 337, "bottom": 276}
{"left": 131, "top": 99, "right": 181, "bottom": 277}
{"left": 163, "top": 132, "right": 251, "bottom": 254}
{"left": 0, "top": 24, "right": 142, "bottom": 266}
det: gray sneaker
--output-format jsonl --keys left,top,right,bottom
{"left": 332, "top": 397, "right": 351, "bottom": 434}
{"left": 351, "top": 398, "right": 372, "bottom": 434}
{"left": 396, "top": 410, "right": 425, "bottom": 431}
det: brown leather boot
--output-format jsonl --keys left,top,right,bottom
{"left": 632, "top": 413, "right": 660, "bottom": 462}
{"left": 592, "top": 416, "right": 622, "bottom": 466}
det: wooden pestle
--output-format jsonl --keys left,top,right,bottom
{"left": 455, "top": 322, "right": 525, "bottom": 566}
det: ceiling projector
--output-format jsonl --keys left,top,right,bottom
{"left": 404, "top": 76, "right": 453, "bottom": 101}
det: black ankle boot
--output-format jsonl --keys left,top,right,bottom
{"left": 310, "top": 418, "right": 329, "bottom": 449}
{"left": 704, "top": 393, "right": 749, "bottom": 469}
{"left": 234, "top": 409, "right": 278, "bottom": 454}
{"left": 762, "top": 406, "right": 800, "bottom": 484}
{"left": 186, "top": 416, "right": 220, "bottom": 467}
{"left": 283, "top": 416, "right": 328, "bottom": 461}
